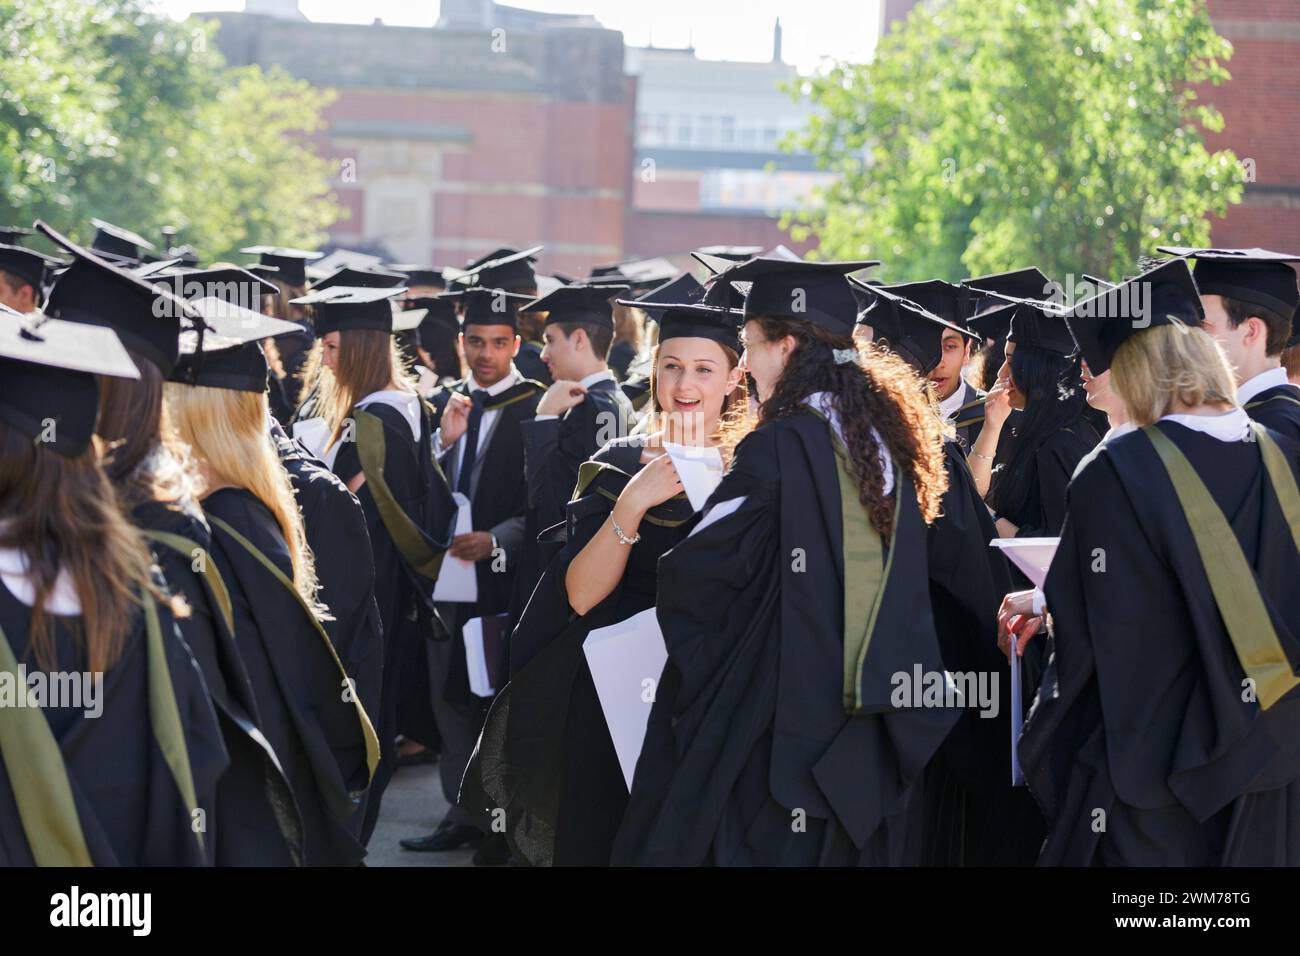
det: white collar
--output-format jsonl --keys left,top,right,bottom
{"left": 0, "top": 545, "right": 82, "bottom": 614}
{"left": 1101, "top": 420, "right": 1137, "bottom": 444}
{"left": 579, "top": 369, "right": 615, "bottom": 389}
{"left": 803, "top": 391, "right": 895, "bottom": 495}
{"left": 1236, "top": 367, "right": 1290, "bottom": 407}
{"left": 357, "top": 389, "right": 422, "bottom": 443}
{"left": 1159, "top": 407, "right": 1252, "bottom": 443}
{"left": 469, "top": 366, "right": 522, "bottom": 397}
{"left": 937, "top": 379, "right": 969, "bottom": 420}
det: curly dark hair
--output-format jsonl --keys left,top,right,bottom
{"left": 753, "top": 317, "right": 947, "bottom": 535}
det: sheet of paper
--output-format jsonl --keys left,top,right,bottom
{"left": 583, "top": 607, "right": 668, "bottom": 791}
{"left": 990, "top": 537, "right": 1060, "bottom": 589}
{"left": 461, "top": 617, "right": 492, "bottom": 697}
{"left": 663, "top": 442, "right": 725, "bottom": 513}
{"left": 690, "top": 495, "right": 747, "bottom": 536}
{"left": 1011, "top": 653, "right": 1025, "bottom": 786}
{"left": 291, "top": 416, "right": 333, "bottom": 466}
{"left": 432, "top": 492, "right": 478, "bottom": 603}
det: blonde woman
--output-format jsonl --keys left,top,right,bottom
{"left": 461, "top": 302, "right": 748, "bottom": 866}
{"left": 290, "top": 285, "right": 455, "bottom": 843}
{"left": 167, "top": 316, "right": 379, "bottom": 867}
{"left": 0, "top": 314, "right": 223, "bottom": 865}
{"left": 1020, "top": 259, "right": 1300, "bottom": 865}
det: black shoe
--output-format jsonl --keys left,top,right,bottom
{"left": 399, "top": 822, "right": 485, "bottom": 853}
{"left": 471, "top": 834, "right": 512, "bottom": 866}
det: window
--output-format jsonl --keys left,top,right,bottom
{"left": 719, "top": 115, "right": 735, "bottom": 146}
{"left": 676, "top": 114, "right": 692, "bottom": 145}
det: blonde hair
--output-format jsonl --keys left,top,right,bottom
{"left": 1109, "top": 323, "right": 1237, "bottom": 426}
{"left": 317, "top": 329, "right": 417, "bottom": 447}
{"left": 165, "top": 383, "right": 326, "bottom": 616}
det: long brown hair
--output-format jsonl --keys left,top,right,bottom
{"left": 96, "top": 351, "right": 203, "bottom": 512}
{"left": 0, "top": 423, "right": 159, "bottom": 672}
{"left": 317, "top": 329, "right": 417, "bottom": 447}
{"left": 753, "top": 317, "right": 947, "bottom": 535}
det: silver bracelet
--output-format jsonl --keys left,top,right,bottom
{"left": 970, "top": 450, "right": 994, "bottom": 462}
{"left": 611, "top": 517, "right": 640, "bottom": 546}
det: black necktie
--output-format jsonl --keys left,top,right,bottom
{"left": 456, "top": 390, "right": 489, "bottom": 496}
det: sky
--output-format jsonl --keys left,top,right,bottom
{"left": 155, "top": 0, "right": 882, "bottom": 74}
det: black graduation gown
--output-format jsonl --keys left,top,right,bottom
{"left": 921, "top": 441, "right": 1044, "bottom": 865}
{"left": 330, "top": 398, "right": 455, "bottom": 837}
{"left": 993, "top": 420, "right": 1099, "bottom": 541}
{"left": 514, "top": 341, "right": 552, "bottom": 387}
{"left": 1020, "top": 422, "right": 1300, "bottom": 865}
{"left": 132, "top": 497, "right": 301, "bottom": 865}
{"left": 948, "top": 381, "right": 987, "bottom": 452}
{"left": 1244, "top": 382, "right": 1300, "bottom": 445}
{"left": 203, "top": 488, "right": 374, "bottom": 866}
{"left": 427, "top": 377, "right": 544, "bottom": 707}
{"left": 608, "top": 340, "right": 636, "bottom": 381}
{"left": 611, "top": 409, "right": 958, "bottom": 866}
{"left": 270, "top": 421, "right": 384, "bottom": 738}
{"left": 0, "top": 578, "right": 227, "bottom": 866}
{"left": 269, "top": 327, "right": 313, "bottom": 425}
{"left": 511, "top": 378, "right": 636, "bottom": 654}
{"left": 460, "top": 437, "right": 695, "bottom": 865}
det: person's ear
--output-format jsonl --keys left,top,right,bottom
{"left": 779, "top": 334, "right": 797, "bottom": 361}
{"left": 511, "top": 334, "right": 521, "bottom": 357}
{"left": 1246, "top": 316, "right": 1267, "bottom": 348}
{"left": 726, "top": 365, "right": 743, "bottom": 394}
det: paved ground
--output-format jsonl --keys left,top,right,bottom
{"left": 365, "top": 759, "right": 477, "bottom": 867}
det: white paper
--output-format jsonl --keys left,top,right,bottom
{"left": 461, "top": 617, "right": 494, "bottom": 697}
{"left": 432, "top": 492, "right": 478, "bottom": 603}
{"left": 990, "top": 537, "right": 1060, "bottom": 589}
{"left": 663, "top": 442, "right": 725, "bottom": 513}
{"left": 583, "top": 607, "right": 668, "bottom": 790}
{"left": 690, "top": 495, "right": 747, "bottom": 536}
{"left": 1010, "top": 651, "right": 1025, "bottom": 786}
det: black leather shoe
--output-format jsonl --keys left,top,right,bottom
{"left": 399, "top": 822, "right": 485, "bottom": 853}
{"left": 471, "top": 833, "right": 512, "bottom": 866}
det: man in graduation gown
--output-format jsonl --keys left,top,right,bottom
{"left": 455, "top": 247, "right": 551, "bottom": 385}
{"left": 399, "top": 287, "right": 546, "bottom": 862}
{"left": 0, "top": 240, "right": 60, "bottom": 313}
{"left": 1162, "top": 246, "right": 1300, "bottom": 443}
{"left": 855, "top": 284, "right": 1044, "bottom": 864}
{"left": 510, "top": 282, "right": 637, "bottom": 660}
{"left": 1021, "top": 260, "right": 1300, "bottom": 865}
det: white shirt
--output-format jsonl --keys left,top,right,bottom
{"left": 938, "top": 379, "right": 972, "bottom": 421}
{"left": 439, "top": 365, "right": 524, "bottom": 477}
{"left": 0, "top": 546, "right": 81, "bottom": 614}
{"left": 1100, "top": 421, "right": 1137, "bottom": 444}
{"left": 534, "top": 368, "right": 616, "bottom": 422}
{"left": 1159, "top": 406, "right": 1252, "bottom": 443}
{"left": 1236, "top": 367, "right": 1290, "bottom": 407}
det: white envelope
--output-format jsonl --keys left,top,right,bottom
{"left": 583, "top": 607, "right": 668, "bottom": 790}
{"left": 990, "top": 537, "right": 1060, "bottom": 589}
{"left": 432, "top": 492, "right": 478, "bottom": 603}
{"left": 662, "top": 442, "right": 724, "bottom": 512}
{"left": 462, "top": 617, "right": 493, "bottom": 697}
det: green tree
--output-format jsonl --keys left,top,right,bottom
{"left": 0, "top": 0, "right": 339, "bottom": 261}
{"left": 785, "top": 0, "right": 1244, "bottom": 285}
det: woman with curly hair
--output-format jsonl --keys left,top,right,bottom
{"left": 611, "top": 257, "right": 958, "bottom": 866}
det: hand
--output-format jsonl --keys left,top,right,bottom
{"left": 537, "top": 380, "right": 587, "bottom": 417}
{"left": 615, "top": 453, "right": 683, "bottom": 523}
{"left": 449, "top": 531, "right": 495, "bottom": 563}
{"left": 983, "top": 378, "right": 1014, "bottom": 431}
{"left": 997, "top": 589, "right": 1044, "bottom": 664}
{"left": 439, "top": 393, "right": 472, "bottom": 448}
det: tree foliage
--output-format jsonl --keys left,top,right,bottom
{"left": 0, "top": 0, "right": 339, "bottom": 260}
{"left": 785, "top": 0, "right": 1244, "bottom": 283}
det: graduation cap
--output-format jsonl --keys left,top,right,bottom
{"left": 0, "top": 243, "right": 62, "bottom": 291}
{"left": 38, "top": 220, "right": 202, "bottom": 375}
{"left": 966, "top": 298, "right": 1020, "bottom": 347}
{"left": 457, "top": 246, "right": 543, "bottom": 292}
{"left": 695, "top": 244, "right": 764, "bottom": 262}
{"left": 618, "top": 272, "right": 704, "bottom": 322}
{"left": 877, "top": 279, "right": 980, "bottom": 327}
{"left": 1158, "top": 246, "right": 1300, "bottom": 341}
{"left": 618, "top": 301, "right": 742, "bottom": 354}
{"left": 1005, "top": 298, "right": 1080, "bottom": 356}
{"left": 1061, "top": 257, "right": 1204, "bottom": 375}
{"left": 89, "top": 218, "right": 156, "bottom": 264}
{"left": 240, "top": 245, "right": 323, "bottom": 287}
{"left": 389, "top": 265, "right": 446, "bottom": 290}
{"left": 521, "top": 281, "right": 627, "bottom": 330}
{"left": 853, "top": 280, "right": 980, "bottom": 375}
{"left": 441, "top": 287, "right": 533, "bottom": 330}
{"left": 588, "top": 256, "right": 679, "bottom": 289}
{"left": 290, "top": 286, "right": 407, "bottom": 336}
{"left": 171, "top": 299, "right": 302, "bottom": 393}
{"left": 404, "top": 295, "right": 459, "bottom": 334}
{"left": 961, "top": 267, "right": 1055, "bottom": 303}
{"left": 0, "top": 226, "right": 33, "bottom": 246}
{"left": 148, "top": 265, "right": 279, "bottom": 308}
{"left": 306, "top": 248, "right": 384, "bottom": 282}
{"left": 311, "top": 264, "right": 408, "bottom": 291}
{"left": 714, "top": 256, "right": 880, "bottom": 335}
{"left": 0, "top": 311, "right": 140, "bottom": 458}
